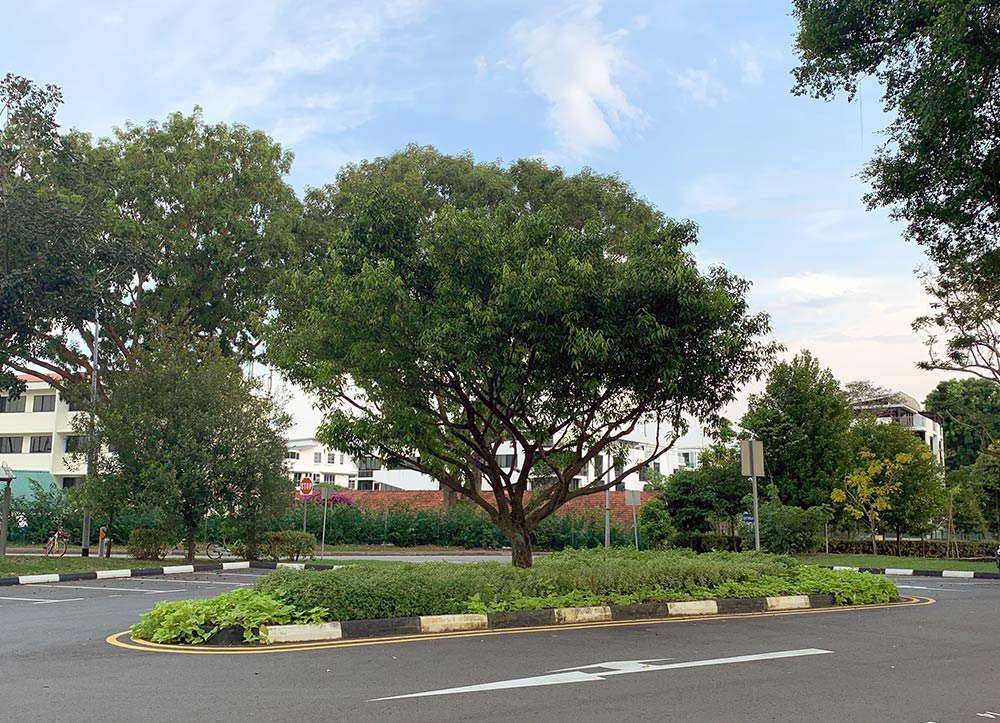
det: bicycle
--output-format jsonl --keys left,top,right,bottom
{"left": 45, "top": 527, "right": 68, "bottom": 557}
{"left": 205, "top": 541, "right": 232, "bottom": 560}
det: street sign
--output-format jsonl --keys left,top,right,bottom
{"left": 742, "top": 512, "right": 754, "bottom": 526}
{"left": 300, "top": 477, "right": 313, "bottom": 495}
{"left": 740, "top": 440, "right": 765, "bottom": 478}
{"left": 320, "top": 485, "right": 334, "bottom": 501}
{"left": 624, "top": 490, "right": 641, "bottom": 506}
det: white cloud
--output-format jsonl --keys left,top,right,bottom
{"left": 729, "top": 41, "right": 766, "bottom": 85}
{"left": 512, "top": 0, "right": 641, "bottom": 156}
{"left": 671, "top": 68, "right": 728, "bottom": 107}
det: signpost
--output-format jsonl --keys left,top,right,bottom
{"left": 300, "top": 477, "right": 313, "bottom": 532}
{"left": 0, "top": 462, "right": 13, "bottom": 557}
{"left": 739, "top": 440, "right": 765, "bottom": 551}
{"left": 320, "top": 485, "right": 333, "bottom": 558}
{"left": 624, "top": 489, "right": 641, "bottom": 549}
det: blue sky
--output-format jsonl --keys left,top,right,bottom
{"left": 5, "top": 0, "right": 950, "bottom": 436}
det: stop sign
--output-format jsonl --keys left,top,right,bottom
{"left": 300, "top": 477, "right": 314, "bottom": 495}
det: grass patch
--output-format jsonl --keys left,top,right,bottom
{"left": 797, "top": 553, "right": 999, "bottom": 573}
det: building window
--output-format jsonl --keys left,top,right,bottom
{"left": 0, "top": 436, "right": 22, "bottom": 454}
{"left": 314, "top": 452, "right": 322, "bottom": 464}
{"left": 340, "top": 453, "right": 345, "bottom": 464}
{"left": 0, "top": 396, "right": 26, "bottom": 413}
{"left": 30, "top": 435, "right": 52, "bottom": 453}
{"left": 569, "top": 478, "right": 581, "bottom": 490}
{"left": 62, "top": 477, "right": 84, "bottom": 489}
{"left": 497, "top": 453, "right": 516, "bottom": 469}
{"left": 32, "top": 394, "right": 56, "bottom": 412}
{"left": 64, "top": 436, "right": 85, "bottom": 453}
{"left": 323, "top": 473, "right": 336, "bottom": 483}
{"left": 327, "top": 452, "right": 336, "bottom": 464}
{"left": 355, "top": 479, "right": 374, "bottom": 490}
{"left": 286, "top": 451, "right": 300, "bottom": 460}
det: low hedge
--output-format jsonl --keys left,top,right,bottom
{"left": 263, "top": 531, "right": 316, "bottom": 561}
{"left": 827, "top": 538, "right": 999, "bottom": 558}
{"left": 127, "top": 527, "right": 171, "bottom": 560}
{"left": 253, "top": 548, "right": 895, "bottom": 621}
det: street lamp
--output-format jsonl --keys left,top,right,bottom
{"left": 0, "top": 461, "right": 14, "bottom": 557}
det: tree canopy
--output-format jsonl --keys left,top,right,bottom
{"left": 925, "top": 377, "right": 1000, "bottom": 469}
{"left": 267, "top": 145, "right": 774, "bottom": 566}
{"left": 740, "top": 350, "right": 854, "bottom": 508}
{"left": 0, "top": 77, "right": 300, "bottom": 401}
{"left": 80, "top": 326, "right": 293, "bottom": 561}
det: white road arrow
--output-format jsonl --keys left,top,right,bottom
{"left": 370, "top": 648, "right": 834, "bottom": 701}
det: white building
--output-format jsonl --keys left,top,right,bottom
{"left": 284, "top": 437, "right": 360, "bottom": 487}
{"left": 854, "top": 392, "right": 946, "bottom": 466}
{"left": 351, "top": 439, "right": 704, "bottom": 492}
{"left": 0, "top": 375, "right": 87, "bottom": 495}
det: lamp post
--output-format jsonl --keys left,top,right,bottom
{"left": 0, "top": 461, "right": 14, "bottom": 557}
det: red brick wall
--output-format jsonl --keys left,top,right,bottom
{"left": 348, "top": 489, "right": 654, "bottom": 528}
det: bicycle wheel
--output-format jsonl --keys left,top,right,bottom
{"left": 54, "top": 539, "right": 67, "bottom": 557}
{"left": 205, "top": 543, "right": 224, "bottom": 560}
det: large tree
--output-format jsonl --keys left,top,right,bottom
{"left": 972, "top": 443, "right": 1000, "bottom": 537}
{"left": 84, "top": 326, "right": 293, "bottom": 561}
{"left": 741, "top": 350, "right": 855, "bottom": 508}
{"left": 848, "top": 414, "right": 944, "bottom": 539}
{"left": 925, "top": 377, "right": 1000, "bottom": 469}
{"left": 1, "top": 78, "right": 300, "bottom": 400}
{"left": 267, "top": 146, "right": 774, "bottom": 567}
{"left": 792, "top": 2, "right": 1000, "bottom": 383}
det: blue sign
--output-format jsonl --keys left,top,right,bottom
{"left": 742, "top": 512, "right": 754, "bottom": 525}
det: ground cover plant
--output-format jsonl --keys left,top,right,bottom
{"left": 130, "top": 548, "right": 897, "bottom": 644}
{"left": 798, "top": 553, "right": 999, "bottom": 573}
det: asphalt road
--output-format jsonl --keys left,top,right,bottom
{"left": 2, "top": 571, "right": 1000, "bottom": 722}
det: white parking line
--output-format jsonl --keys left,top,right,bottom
{"left": 144, "top": 579, "right": 246, "bottom": 586}
{"left": 0, "top": 595, "right": 86, "bottom": 604}
{"left": 27, "top": 584, "right": 187, "bottom": 594}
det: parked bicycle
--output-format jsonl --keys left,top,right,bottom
{"left": 205, "top": 541, "right": 232, "bottom": 560}
{"left": 45, "top": 527, "right": 69, "bottom": 557}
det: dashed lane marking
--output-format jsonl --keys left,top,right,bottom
{"left": 0, "top": 595, "right": 86, "bottom": 604}
{"left": 105, "top": 596, "right": 933, "bottom": 656}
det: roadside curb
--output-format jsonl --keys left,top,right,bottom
{"left": 259, "top": 594, "right": 839, "bottom": 645}
{"left": 823, "top": 565, "right": 1000, "bottom": 580}
{"left": 0, "top": 559, "right": 325, "bottom": 587}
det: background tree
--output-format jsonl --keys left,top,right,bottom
{"left": 972, "top": 443, "right": 1000, "bottom": 538}
{"left": 91, "top": 326, "right": 292, "bottom": 561}
{"left": 925, "top": 379, "right": 1000, "bottom": 469}
{"left": 848, "top": 415, "right": 944, "bottom": 540}
{"left": 741, "top": 350, "right": 854, "bottom": 508}
{"left": 267, "top": 146, "right": 775, "bottom": 567}
{"left": 843, "top": 379, "right": 893, "bottom": 405}
{"left": 832, "top": 451, "right": 908, "bottom": 554}
{"left": 943, "top": 467, "right": 987, "bottom": 537}
{"left": 792, "top": 2, "right": 1000, "bottom": 384}
{"left": 1, "top": 87, "right": 300, "bottom": 401}
{"left": 660, "top": 469, "right": 720, "bottom": 536}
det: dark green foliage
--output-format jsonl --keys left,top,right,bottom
{"left": 252, "top": 548, "right": 891, "bottom": 622}
{"left": 925, "top": 379, "right": 1000, "bottom": 470}
{"left": 661, "top": 470, "right": 718, "bottom": 533}
{"left": 972, "top": 444, "right": 1000, "bottom": 537}
{"left": 127, "top": 528, "right": 171, "bottom": 560}
{"left": 267, "top": 145, "right": 775, "bottom": 566}
{"left": 741, "top": 351, "right": 854, "bottom": 507}
{"left": 756, "top": 495, "right": 829, "bottom": 554}
{"left": 638, "top": 495, "right": 674, "bottom": 548}
{"left": 826, "top": 538, "right": 999, "bottom": 558}
{"left": 8, "top": 481, "right": 82, "bottom": 544}
{"left": 263, "top": 531, "right": 316, "bottom": 561}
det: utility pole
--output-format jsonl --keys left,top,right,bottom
{"left": 82, "top": 303, "right": 99, "bottom": 557}
{"left": 0, "top": 462, "right": 14, "bottom": 557}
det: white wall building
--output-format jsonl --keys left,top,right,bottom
{"left": 351, "top": 439, "right": 705, "bottom": 492}
{"left": 284, "top": 437, "right": 360, "bottom": 487}
{"left": 854, "top": 392, "right": 946, "bottom": 466}
{"left": 0, "top": 375, "right": 86, "bottom": 495}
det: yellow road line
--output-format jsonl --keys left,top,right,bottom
{"left": 106, "top": 596, "right": 933, "bottom": 656}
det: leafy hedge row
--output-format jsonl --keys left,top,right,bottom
{"left": 827, "top": 538, "right": 1000, "bottom": 558}
{"left": 253, "top": 548, "right": 896, "bottom": 621}
{"left": 290, "top": 503, "right": 632, "bottom": 550}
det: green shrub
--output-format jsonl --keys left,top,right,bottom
{"left": 263, "top": 531, "right": 316, "bottom": 561}
{"left": 826, "top": 538, "right": 999, "bottom": 558}
{"left": 755, "top": 502, "right": 829, "bottom": 554}
{"left": 127, "top": 527, "right": 171, "bottom": 560}
{"left": 130, "top": 588, "right": 327, "bottom": 644}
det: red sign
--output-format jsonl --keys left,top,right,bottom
{"left": 299, "top": 477, "right": 314, "bottom": 495}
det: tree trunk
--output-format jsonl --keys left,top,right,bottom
{"left": 869, "top": 518, "right": 878, "bottom": 556}
{"left": 185, "top": 526, "right": 197, "bottom": 563}
{"left": 506, "top": 525, "right": 534, "bottom": 569}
